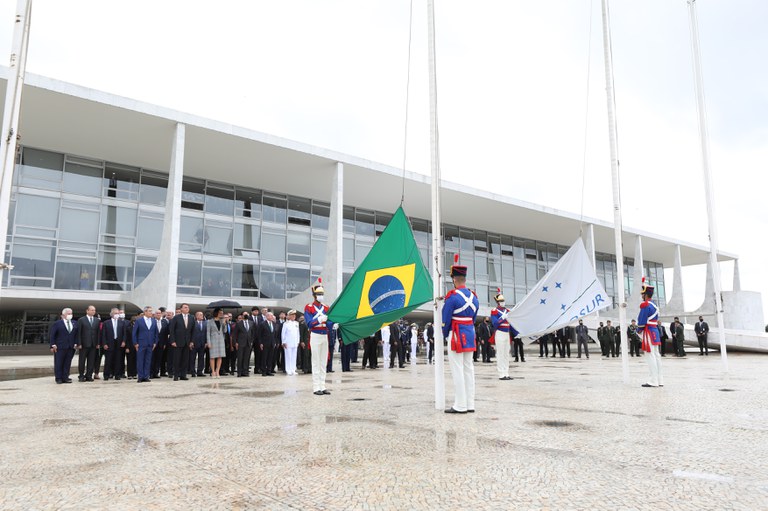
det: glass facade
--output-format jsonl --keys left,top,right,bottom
{"left": 6, "top": 145, "right": 666, "bottom": 308}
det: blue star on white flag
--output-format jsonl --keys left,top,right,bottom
{"left": 507, "top": 238, "right": 609, "bottom": 337}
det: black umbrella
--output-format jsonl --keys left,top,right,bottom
{"left": 206, "top": 299, "right": 242, "bottom": 309}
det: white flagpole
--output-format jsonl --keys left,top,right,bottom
{"left": 600, "top": 0, "right": 630, "bottom": 383}
{"left": 687, "top": 0, "right": 728, "bottom": 372}
{"left": 0, "top": 0, "right": 33, "bottom": 288}
{"left": 427, "top": 0, "right": 445, "bottom": 409}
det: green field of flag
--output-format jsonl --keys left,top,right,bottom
{"left": 328, "top": 207, "right": 433, "bottom": 344}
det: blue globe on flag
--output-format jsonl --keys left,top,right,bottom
{"left": 368, "top": 275, "right": 407, "bottom": 314}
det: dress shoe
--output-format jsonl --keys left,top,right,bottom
{"left": 115, "top": 376, "right": 121, "bottom": 380}
{"left": 55, "top": 379, "right": 62, "bottom": 384}
{"left": 78, "top": 376, "right": 85, "bottom": 382}
{"left": 444, "top": 408, "right": 467, "bottom": 414}
{"left": 262, "top": 374, "right": 269, "bottom": 377}
{"left": 468, "top": 409, "right": 475, "bottom": 413}
{"left": 314, "top": 390, "right": 324, "bottom": 396}
{"left": 197, "top": 373, "right": 205, "bottom": 377}
{"left": 85, "top": 377, "right": 94, "bottom": 382}
{"left": 328, "top": 370, "right": 335, "bottom": 373}
{"left": 641, "top": 383, "right": 658, "bottom": 388}
{"left": 190, "top": 373, "right": 197, "bottom": 377}
{"left": 322, "top": 389, "right": 331, "bottom": 395}
{"left": 173, "top": 377, "right": 179, "bottom": 381}
{"left": 180, "top": 377, "right": 188, "bottom": 380}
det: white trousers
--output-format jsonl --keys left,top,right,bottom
{"left": 383, "top": 342, "right": 390, "bottom": 363}
{"left": 411, "top": 336, "right": 418, "bottom": 365}
{"left": 284, "top": 346, "right": 298, "bottom": 375}
{"left": 495, "top": 330, "right": 511, "bottom": 378}
{"left": 448, "top": 350, "right": 475, "bottom": 412}
{"left": 310, "top": 333, "right": 328, "bottom": 392}
{"left": 646, "top": 344, "right": 664, "bottom": 386}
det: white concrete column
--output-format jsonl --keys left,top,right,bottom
{"left": 583, "top": 223, "right": 596, "bottom": 270}
{"left": 733, "top": 259, "right": 741, "bottom": 292}
{"left": 627, "top": 235, "right": 644, "bottom": 313}
{"left": 665, "top": 244, "right": 685, "bottom": 313}
{"left": 128, "top": 123, "right": 185, "bottom": 309}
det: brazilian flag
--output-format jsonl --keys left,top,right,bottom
{"left": 328, "top": 207, "right": 433, "bottom": 344}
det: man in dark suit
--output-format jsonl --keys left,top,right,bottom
{"left": 259, "top": 312, "right": 278, "bottom": 376}
{"left": 476, "top": 317, "right": 492, "bottom": 363}
{"left": 164, "top": 310, "right": 175, "bottom": 376}
{"left": 76, "top": 305, "right": 101, "bottom": 382}
{"left": 389, "top": 321, "right": 404, "bottom": 368}
{"left": 133, "top": 306, "right": 159, "bottom": 383}
{"left": 556, "top": 326, "right": 571, "bottom": 358}
{"left": 189, "top": 311, "right": 207, "bottom": 377}
{"left": 694, "top": 316, "right": 709, "bottom": 356}
{"left": 168, "top": 303, "right": 194, "bottom": 381}
{"left": 361, "top": 329, "right": 381, "bottom": 369}
{"left": 50, "top": 307, "right": 77, "bottom": 384}
{"left": 673, "top": 317, "right": 686, "bottom": 357}
{"left": 151, "top": 308, "right": 170, "bottom": 378}
{"left": 101, "top": 307, "right": 127, "bottom": 380}
{"left": 234, "top": 312, "right": 254, "bottom": 377}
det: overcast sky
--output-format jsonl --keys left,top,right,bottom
{"left": 1, "top": 0, "right": 766, "bottom": 321}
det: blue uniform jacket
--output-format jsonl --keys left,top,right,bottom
{"left": 304, "top": 302, "right": 334, "bottom": 335}
{"left": 637, "top": 300, "right": 660, "bottom": 350}
{"left": 442, "top": 286, "right": 479, "bottom": 353}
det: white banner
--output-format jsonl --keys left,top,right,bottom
{"left": 507, "top": 238, "right": 610, "bottom": 337}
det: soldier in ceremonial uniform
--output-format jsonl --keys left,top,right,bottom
{"left": 637, "top": 277, "right": 663, "bottom": 387}
{"left": 304, "top": 279, "right": 334, "bottom": 396}
{"left": 442, "top": 256, "right": 479, "bottom": 414}
{"left": 490, "top": 288, "right": 517, "bottom": 380}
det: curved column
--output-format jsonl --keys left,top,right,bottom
{"left": 128, "top": 122, "right": 185, "bottom": 310}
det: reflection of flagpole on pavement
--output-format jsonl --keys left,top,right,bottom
{"left": 427, "top": 0, "right": 446, "bottom": 410}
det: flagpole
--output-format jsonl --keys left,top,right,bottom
{"left": 687, "top": 0, "right": 728, "bottom": 372}
{"left": 0, "top": 0, "right": 33, "bottom": 291}
{"left": 600, "top": 0, "right": 630, "bottom": 383}
{"left": 427, "top": 0, "right": 445, "bottom": 409}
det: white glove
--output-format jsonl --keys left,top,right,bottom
{"left": 500, "top": 311, "right": 509, "bottom": 321}
{"left": 333, "top": 323, "right": 339, "bottom": 330}
{"left": 317, "top": 314, "right": 327, "bottom": 324}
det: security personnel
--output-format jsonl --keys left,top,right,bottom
{"left": 304, "top": 279, "right": 334, "bottom": 396}
{"left": 442, "top": 256, "right": 479, "bottom": 414}
{"left": 490, "top": 289, "right": 517, "bottom": 380}
{"left": 637, "top": 278, "right": 663, "bottom": 387}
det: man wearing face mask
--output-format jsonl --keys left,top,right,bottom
{"left": 76, "top": 305, "right": 101, "bottom": 382}
{"left": 304, "top": 279, "right": 334, "bottom": 396}
{"left": 50, "top": 308, "right": 77, "bottom": 384}
{"left": 101, "top": 307, "right": 127, "bottom": 380}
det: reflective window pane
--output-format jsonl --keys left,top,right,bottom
{"left": 202, "top": 264, "right": 231, "bottom": 296}
{"left": 137, "top": 215, "right": 163, "bottom": 250}
{"left": 260, "top": 268, "right": 286, "bottom": 299}
{"left": 343, "top": 206, "right": 354, "bottom": 233}
{"left": 286, "top": 267, "right": 310, "bottom": 297}
{"left": 98, "top": 249, "right": 134, "bottom": 291}
{"left": 235, "top": 188, "right": 262, "bottom": 219}
{"left": 233, "top": 263, "right": 260, "bottom": 297}
{"left": 356, "top": 210, "right": 375, "bottom": 237}
{"left": 15, "top": 194, "right": 60, "bottom": 229}
{"left": 203, "top": 223, "right": 233, "bottom": 256}
{"left": 55, "top": 260, "right": 96, "bottom": 290}
{"left": 139, "top": 171, "right": 168, "bottom": 205}
{"left": 18, "top": 148, "right": 64, "bottom": 190}
{"left": 262, "top": 194, "right": 287, "bottom": 224}
{"left": 287, "top": 231, "right": 310, "bottom": 262}
{"left": 177, "top": 259, "right": 202, "bottom": 286}
{"left": 234, "top": 223, "right": 261, "bottom": 255}
{"left": 343, "top": 238, "right": 354, "bottom": 268}
{"left": 101, "top": 205, "right": 137, "bottom": 244}
{"left": 311, "top": 238, "right": 326, "bottom": 267}
{"left": 205, "top": 185, "right": 234, "bottom": 217}
{"left": 312, "top": 202, "right": 330, "bottom": 231}
{"left": 179, "top": 216, "right": 204, "bottom": 253}
{"left": 60, "top": 206, "right": 99, "bottom": 244}
{"left": 10, "top": 239, "right": 55, "bottom": 279}
{"left": 288, "top": 197, "right": 311, "bottom": 227}
{"left": 104, "top": 165, "right": 140, "bottom": 201}
{"left": 63, "top": 162, "right": 103, "bottom": 196}
{"left": 181, "top": 178, "right": 205, "bottom": 211}
{"left": 261, "top": 231, "right": 286, "bottom": 261}
{"left": 134, "top": 257, "right": 156, "bottom": 288}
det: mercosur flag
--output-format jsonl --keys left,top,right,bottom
{"left": 507, "top": 238, "right": 609, "bottom": 337}
{"left": 328, "top": 207, "right": 433, "bottom": 344}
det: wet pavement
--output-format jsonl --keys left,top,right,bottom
{"left": 1, "top": 352, "right": 767, "bottom": 510}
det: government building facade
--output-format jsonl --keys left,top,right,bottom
{"left": 2, "top": 69, "right": 761, "bottom": 348}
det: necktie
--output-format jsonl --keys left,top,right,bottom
{"left": 66, "top": 320, "right": 71, "bottom": 333}
{"left": 199, "top": 321, "right": 203, "bottom": 331}
{"left": 269, "top": 322, "right": 273, "bottom": 333}
{"left": 88, "top": 316, "right": 93, "bottom": 326}
{"left": 245, "top": 321, "right": 249, "bottom": 331}
{"left": 113, "top": 319, "right": 117, "bottom": 339}
{"left": 184, "top": 315, "right": 188, "bottom": 327}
